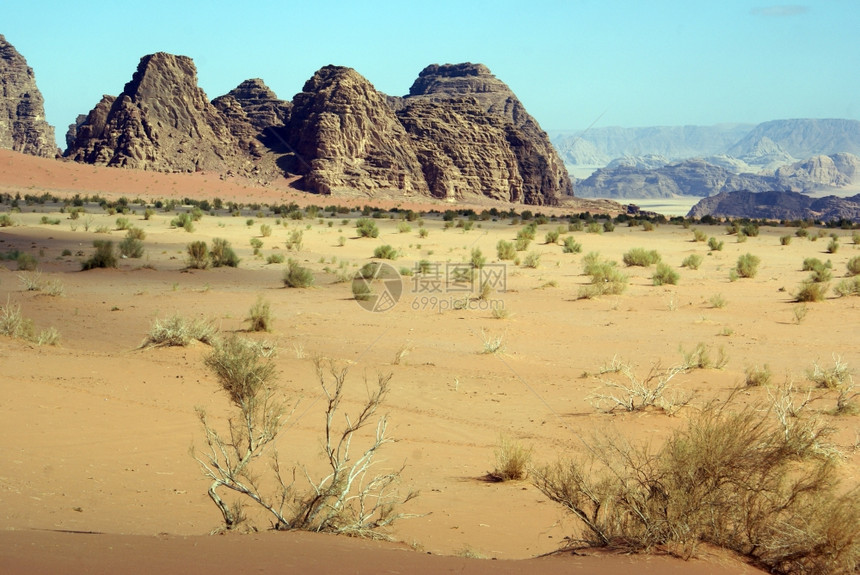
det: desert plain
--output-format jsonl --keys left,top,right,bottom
{"left": 0, "top": 150, "right": 857, "bottom": 574}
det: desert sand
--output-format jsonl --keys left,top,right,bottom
{"left": 1, "top": 150, "right": 857, "bottom": 573}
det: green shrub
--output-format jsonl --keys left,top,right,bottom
{"left": 545, "top": 230, "right": 560, "bottom": 244}
{"left": 418, "top": 228, "right": 429, "bottom": 238}
{"left": 692, "top": 228, "right": 707, "bottom": 242}
{"left": 802, "top": 257, "right": 831, "bottom": 272}
{"left": 283, "top": 259, "right": 314, "bottom": 288}
{"left": 115, "top": 216, "right": 131, "bottom": 231}
{"left": 708, "top": 237, "right": 724, "bottom": 251}
{"left": 834, "top": 276, "right": 860, "bottom": 297}
{"left": 186, "top": 241, "right": 210, "bottom": 269}
{"left": 171, "top": 212, "right": 194, "bottom": 232}
{"left": 16, "top": 252, "right": 38, "bottom": 271}
{"left": 579, "top": 253, "right": 627, "bottom": 298}
{"left": 471, "top": 247, "right": 486, "bottom": 269}
{"left": 562, "top": 236, "right": 582, "bottom": 254}
{"left": 651, "top": 262, "right": 679, "bottom": 285}
{"left": 373, "top": 244, "right": 398, "bottom": 260}
{"left": 0, "top": 213, "right": 15, "bottom": 227}
{"left": 586, "top": 222, "right": 603, "bottom": 234}
{"left": 119, "top": 234, "right": 145, "bottom": 258}
{"left": 260, "top": 224, "right": 272, "bottom": 237}
{"left": 681, "top": 254, "right": 703, "bottom": 270}
{"left": 827, "top": 237, "right": 839, "bottom": 254}
{"left": 285, "top": 229, "right": 303, "bottom": 251}
{"left": 796, "top": 227, "right": 809, "bottom": 238}
{"left": 744, "top": 364, "right": 772, "bottom": 387}
{"left": 245, "top": 296, "right": 272, "bottom": 332}
{"left": 847, "top": 256, "right": 860, "bottom": 276}
{"left": 735, "top": 253, "right": 760, "bottom": 278}
{"left": 266, "top": 253, "right": 285, "bottom": 264}
{"left": 795, "top": 280, "right": 829, "bottom": 302}
{"left": 497, "top": 240, "right": 516, "bottom": 260}
{"left": 210, "top": 238, "right": 240, "bottom": 268}
{"left": 397, "top": 222, "right": 412, "bottom": 233}
{"left": 82, "top": 240, "right": 118, "bottom": 270}
{"left": 352, "top": 281, "right": 372, "bottom": 301}
{"left": 356, "top": 218, "right": 379, "bottom": 238}
{"left": 518, "top": 224, "right": 537, "bottom": 241}
{"left": 515, "top": 236, "right": 531, "bottom": 251}
{"left": 622, "top": 248, "right": 661, "bottom": 267}
{"left": 780, "top": 235, "right": 792, "bottom": 246}
{"left": 523, "top": 251, "right": 541, "bottom": 268}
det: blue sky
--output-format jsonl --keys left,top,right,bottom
{"left": 4, "top": 0, "right": 859, "bottom": 148}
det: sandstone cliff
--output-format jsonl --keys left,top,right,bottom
{"left": 284, "top": 66, "right": 429, "bottom": 196}
{"left": 399, "top": 63, "right": 571, "bottom": 205}
{"left": 0, "top": 34, "right": 56, "bottom": 157}
{"left": 65, "top": 53, "right": 282, "bottom": 179}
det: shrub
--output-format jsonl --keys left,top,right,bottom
{"left": 579, "top": 253, "right": 627, "bottom": 298}
{"left": 692, "top": 229, "right": 707, "bottom": 242}
{"left": 142, "top": 315, "right": 217, "bottom": 347}
{"left": 827, "top": 237, "right": 839, "bottom": 254}
{"left": 285, "top": 229, "right": 303, "bottom": 251}
{"left": 846, "top": 256, "right": 860, "bottom": 276}
{"left": 735, "top": 253, "right": 760, "bottom": 278}
{"left": 681, "top": 342, "right": 728, "bottom": 370}
{"left": 514, "top": 236, "right": 531, "bottom": 251}
{"left": 470, "top": 247, "right": 485, "bottom": 269}
{"left": 356, "top": 218, "right": 379, "bottom": 238}
{"left": 681, "top": 254, "right": 702, "bottom": 270}
{"left": 603, "top": 221, "right": 615, "bottom": 233}
{"left": 81, "top": 240, "right": 118, "bottom": 270}
{"left": 795, "top": 280, "right": 829, "bottom": 302}
{"left": 0, "top": 299, "right": 59, "bottom": 345}
{"left": 0, "top": 213, "right": 15, "bottom": 227}
{"left": 562, "top": 236, "right": 582, "bottom": 254}
{"left": 373, "top": 244, "right": 398, "bottom": 260}
{"left": 194, "top": 354, "right": 414, "bottom": 535}
{"left": 497, "top": 240, "right": 516, "bottom": 260}
{"left": 708, "top": 237, "right": 724, "bottom": 251}
{"left": 780, "top": 234, "right": 792, "bottom": 246}
{"left": 623, "top": 248, "right": 661, "bottom": 267}
{"left": 807, "top": 356, "right": 853, "bottom": 390}
{"left": 532, "top": 399, "right": 859, "bottom": 573}
{"left": 745, "top": 364, "right": 772, "bottom": 387}
{"left": 115, "top": 216, "right": 131, "bottom": 231}
{"left": 651, "top": 262, "right": 679, "bottom": 285}
{"left": 245, "top": 296, "right": 272, "bottom": 332}
{"left": 186, "top": 241, "right": 209, "bottom": 269}
{"left": 834, "top": 276, "right": 860, "bottom": 297}
{"left": 283, "top": 259, "right": 314, "bottom": 288}
{"left": 488, "top": 435, "right": 532, "bottom": 482}
{"left": 119, "top": 234, "right": 145, "bottom": 258}
{"left": 709, "top": 293, "right": 727, "bottom": 308}
{"left": 171, "top": 212, "right": 194, "bottom": 232}
{"left": 397, "top": 222, "right": 411, "bottom": 233}
{"left": 802, "top": 257, "right": 831, "bottom": 272}
{"left": 352, "top": 281, "right": 373, "bottom": 301}
{"left": 418, "top": 228, "right": 428, "bottom": 238}
{"left": 545, "top": 230, "right": 560, "bottom": 244}
{"left": 266, "top": 253, "right": 285, "bottom": 264}
{"left": 523, "top": 251, "right": 541, "bottom": 268}
{"left": 210, "top": 238, "right": 240, "bottom": 268}
{"left": 16, "top": 252, "right": 38, "bottom": 271}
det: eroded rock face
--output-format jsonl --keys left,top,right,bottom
{"left": 212, "top": 78, "right": 292, "bottom": 157}
{"left": 285, "top": 65, "right": 429, "bottom": 195}
{"left": 0, "top": 35, "right": 56, "bottom": 157}
{"left": 400, "top": 63, "right": 572, "bottom": 205}
{"left": 65, "top": 53, "right": 277, "bottom": 177}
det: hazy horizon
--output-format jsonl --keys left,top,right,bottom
{"left": 5, "top": 0, "right": 859, "bottom": 150}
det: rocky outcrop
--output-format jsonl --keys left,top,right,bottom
{"left": 0, "top": 34, "right": 56, "bottom": 157}
{"left": 400, "top": 63, "right": 571, "bottom": 205}
{"left": 774, "top": 153, "right": 860, "bottom": 188}
{"left": 65, "top": 53, "right": 282, "bottom": 179}
{"left": 688, "top": 190, "right": 860, "bottom": 222}
{"left": 284, "top": 65, "right": 429, "bottom": 196}
{"left": 212, "top": 78, "right": 291, "bottom": 156}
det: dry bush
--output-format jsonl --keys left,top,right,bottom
{"left": 680, "top": 342, "right": 728, "bottom": 370}
{"left": 194, "top": 349, "right": 417, "bottom": 537}
{"left": 488, "top": 435, "right": 532, "bottom": 481}
{"left": 578, "top": 252, "right": 628, "bottom": 299}
{"left": 532, "top": 395, "right": 859, "bottom": 573}
{"left": 0, "top": 297, "right": 60, "bottom": 345}
{"left": 589, "top": 356, "right": 691, "bottom": 414}
{"left": 744, "top": 364, "right": 772, "bottom": 387}
{"left": 141, "top": 315, "right": 217, "bottom": 347}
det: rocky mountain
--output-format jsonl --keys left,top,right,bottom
{"left": 283, "top": 65, "right": 430, "bottom": 196}
{"left": 394, "top": 63, "right": 571, "bottom": 204}
{"left": 726, "top": 119, "right": 860, "bottom": 159}
{"left": 576, "top": 159, "right": 782, "bottom": 199}
{"left": 688, "top": 189, "right": 860, "bottom": 222}
{"left": 0, "top": 34, "right": 56, "bottom": 157}
{"left": 774, "top": 153, "right": 860, "bottom": 188}
{"left": 66, "top": 56, "right": 569, "bottom": 205}
{"left": 65, "top": 53, "right": 285, "bottom": 180}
